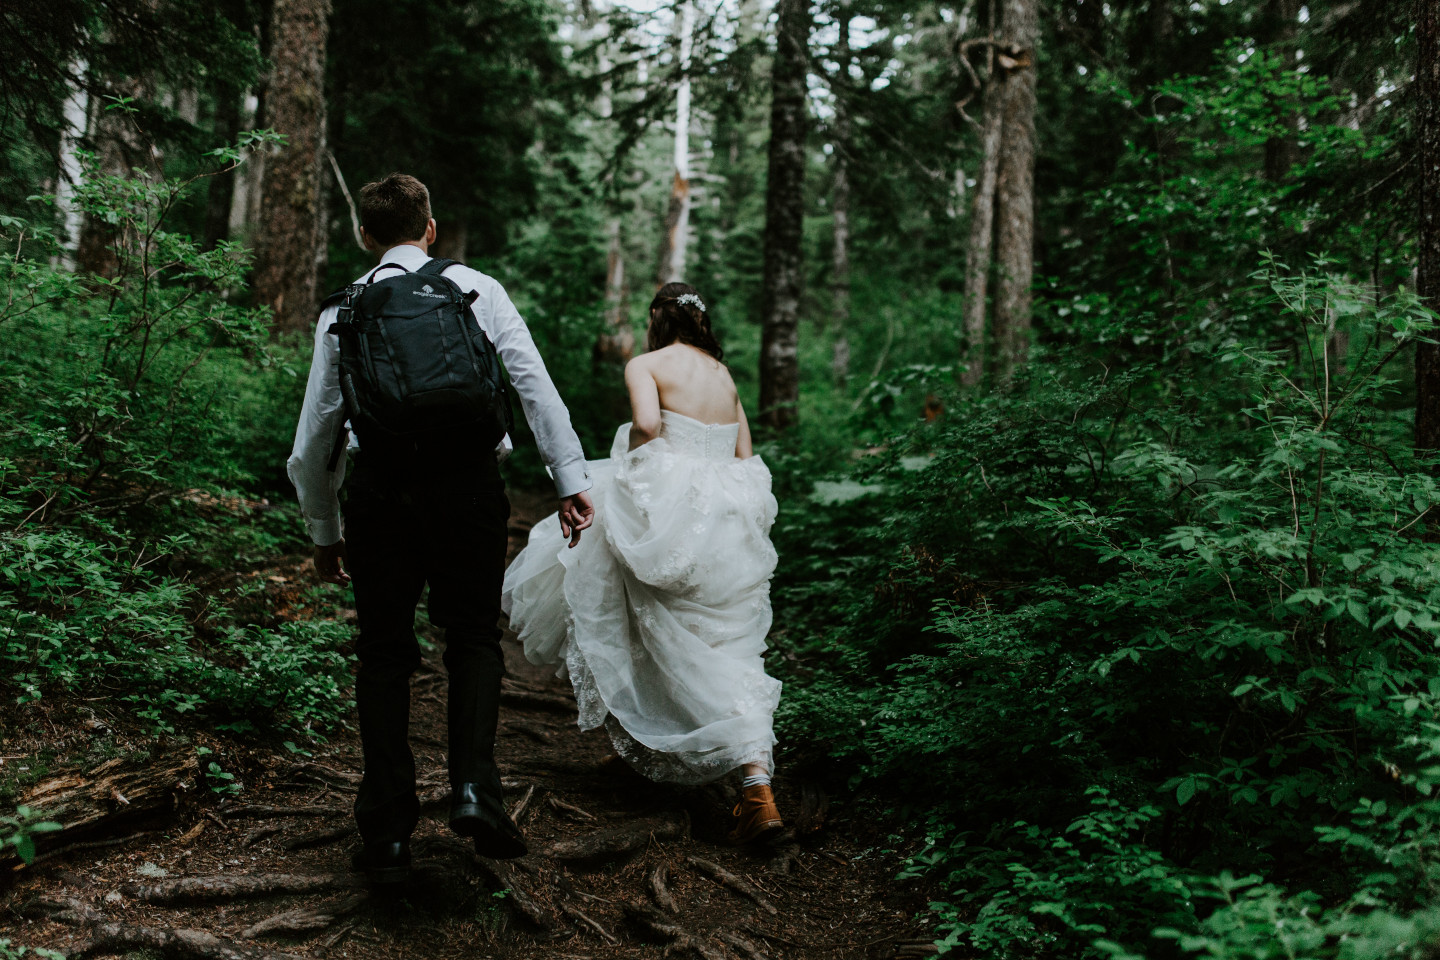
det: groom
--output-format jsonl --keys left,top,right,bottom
{"left": 287, "top": 172, "right": 594, "bottom": 882}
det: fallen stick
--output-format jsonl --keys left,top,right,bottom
{"left": 220, "top": 804, "right": 346, "bottom": 819}
{"left": 548, "top": 797, "right": 597, "bottom": 821}
{"left": 504, "top": 720, "right": 554, "bottom": 743}
{"left": 685, "top": 858, "right": 778, "bottom": 916}
{"left": 69, "top": 921, "right": 309, "bottom": 960}
{"left": 508, "top": 784, "right": 538, "bottom": 824}
{"left": 500, "top": 689, "right": 578, "bottom": 715}
{"left": 648, "top": 863, "right": 677, "bottom": 913}
{"left": 558, "top": 903, "right": 618, "bottom": 944}
{"left": 544, "top": 814, "right": 687, "bottom": 863}
{"left": 122, "top": 873, "right": 354, "bottom": 905}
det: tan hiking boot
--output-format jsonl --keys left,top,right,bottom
{"left": 728, "top": 783, "right": 785, "bottom": 844}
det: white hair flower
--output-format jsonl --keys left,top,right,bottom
{"left": 676, "top": 293, "right": 706, "bottom": 312}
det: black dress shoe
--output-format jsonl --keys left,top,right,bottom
{"left": 351, "top": 840, "right": 411, "bottom": 884}
{"left": 450, "top": 782, "right": 528, "bottom": 860}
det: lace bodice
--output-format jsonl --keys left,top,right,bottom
{"left": 659, "top": 410, "right": 740, "bottom": 461}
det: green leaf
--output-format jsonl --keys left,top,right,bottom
{"left": 1176, "top": 778, "right": 1197, "bottom": 806}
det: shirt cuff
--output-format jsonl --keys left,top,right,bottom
{"left": 551, "top": 459, "right": 593, "bottom": 499}
{"left": 305, "top": 515, "right": 344, "bottom": 547}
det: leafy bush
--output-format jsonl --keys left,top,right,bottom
{"left": 771, "top": 260, "right": 1440, "bottom": 958}
{"left": 0, "top": 136, "right": 350, "bottom": 735}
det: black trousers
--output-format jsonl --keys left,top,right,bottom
{"left": 341, "top": 449, "right": 511, "bottom": 844}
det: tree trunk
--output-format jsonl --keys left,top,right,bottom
{"left": 229, "top": 91, "right": 265, "bottom": 242}
{"left": 252, "top": 0, "right": 331, "bottom": 335}
{"left": 75, "top": 73, "right": 154, "bottom": 277}
{"left": 961, "top": 45, "right": 1004, "bottom": 389}
{"left": 1263, "top": 0, "right": 1301, "bottom": 181}
{"left": 831, "top": 5, "right": 853, "bottom": 387}
{"left": 991, "top": 0, "right": 1038, "bottom": 380}
{"left": 657, "top": 0, "right": 695, "bottom": 287}
{"left": 597, "top": 216, "right": 634, "bottom": 362}
{"left": 1416, "top": 0, "right": 1440, "bottom": 452}
{"left": 758, "top": 0, "right": 810, "bottom": 430}
{"left": 203, "top": 85, "right": 244, "bottom": 251}
{"left": 53, "top": 57, "right": 90, "bottom": 271}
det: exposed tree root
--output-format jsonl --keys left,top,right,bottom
{"left": 499, "top": 689, "right": 578, "bottom": 715}
{"left": 280, "top": 823, "right": 356, "bottom": 851}
{"left": 22, "top": 895, "right": 103, "bottom": 924}
{"left": 625, "top": 904, "right": 731, "bottom": 960}
{"left": 648, "top": 862, "right": 677, "bottom": 913}
{"left": 543, "top": 813, "right": 688, "bottom": 863}
{"left": 220, "top": 804, "right": 346, "bottom": 819}
{"left": 241, "top": 825, "right": 282, "bottom": 848}
{"left": 894, "top": 940, "right": 941, "bottom": 958}
{"left": 715, "top": 930, "right": 770, "bottom": 960}
{"left": 470, "top": 856, "right": 554, "bottom": 931}
{"left": 504, "top": 720, "right": 555, "bottom": 743}
{"left": 68, "top": 921, "right": 310, "bottom": 960}
{"left": 686, "top": 857, "right": 778, "bottom": 916}
{"left": 558, "top": 902, "right": 617, "bottom": 943}
{"left": 121, "top": 873, "right": 353, "bottom": 905}
{"left": 239, "top": 891, "right": 367, "bottom": 939}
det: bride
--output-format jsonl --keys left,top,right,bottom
{"left": 501, "top": 282, "right": 785, "bottom": 843}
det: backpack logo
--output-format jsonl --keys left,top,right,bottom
{"left": 414, "top": 283, "right": 446, "bottom": 299}
{"left": 422, "top": 284, "right": 433, "bottom": 293}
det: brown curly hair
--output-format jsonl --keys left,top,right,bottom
{"left": 647, "top": 282, "right": 723, "bottom": 361}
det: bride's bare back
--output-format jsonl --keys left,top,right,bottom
{"left": 625, "top": 343, "right": 754, "bottom": 457}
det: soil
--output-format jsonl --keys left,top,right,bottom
{"left": 0, "top": 490, "right": 937, "bottom": 960}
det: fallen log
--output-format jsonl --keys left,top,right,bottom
{"left": 685, "top": 858, "right": 778, "bottom": 916}
{"left": 543, "top": 813, "right": 688, "bottom": 864}
{"left": 122, "top": 873, "right": 354, "bottom": 905}
{"left": 18, "top": 752, "right": 195, "bottom": 849}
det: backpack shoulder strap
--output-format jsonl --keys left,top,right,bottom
{"left": 365, "top": 261, "right": 411, "bottom": 283}
{"left": 319, "top": 288, "right": 349, "bottom": 310}
{"left": 418, "top": 258, "right": 461, "bottom": 276}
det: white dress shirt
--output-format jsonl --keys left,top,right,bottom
{"left": 287, "top": 244, "right": 592, "bottom": 546}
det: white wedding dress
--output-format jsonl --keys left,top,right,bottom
{"left": 501, "top": 410, "right": 781, "bottom": 784}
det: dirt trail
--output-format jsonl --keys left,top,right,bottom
{"left": 1, "top": 492, "right": 934, "bottom": 959}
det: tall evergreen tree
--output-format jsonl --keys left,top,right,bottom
{"left": 1417, "top": 0, "right": 1440, "bottom": 451}
{"left": 758, "top": 0, "right": 811, "bottom": 430}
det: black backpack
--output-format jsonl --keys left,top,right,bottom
{"left": 322, "top": 258, "right": 514, "bottom": 468}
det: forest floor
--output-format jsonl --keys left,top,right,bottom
{"left": 1, "top": 491, "right": 937, "bottom": 960}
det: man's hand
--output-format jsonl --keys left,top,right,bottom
{"left": 315, "top": 539, "right": 351, "bottom": 584}
{"left": 558, "top": 491, "right": 595, "bottom": 549}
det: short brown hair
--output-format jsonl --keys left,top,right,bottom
{"left": 358, "top": 173, "right": 431, "bottom": 246}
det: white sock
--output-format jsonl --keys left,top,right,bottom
{"left": 741, "top": 773, "right": 771, "bottom": 789}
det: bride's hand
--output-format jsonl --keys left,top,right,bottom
{"left": 558, "top": 491, "right": 595, "bottom": 548}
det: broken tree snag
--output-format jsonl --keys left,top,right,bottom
{"left": 122, "top": 873, "right": 354, "bottom": 905}
{"left": 220, "top": 804, "right": 347, "bottom": 819}
{"left": 685, "top": 857, "right": 779, "bottom": 916}
{"left": 543, "top": 813, "right": 688, "bottom": 864}
{"left": 649, "top": 862, "right": 678, "bottom": 913}
{"left": 281, "top": 823, "right": 357, "bottom": 851}
{"left": 69, "top": 922, "right": 309, "bottom": 960}
{"left": 18, "top": 752, "right": 195, "bottom": 850}
{"left": 559, "top": 903, "right": 618, "bottom": 944}
{"left": 239, "top": 892, "right": 368, "bottom": 939}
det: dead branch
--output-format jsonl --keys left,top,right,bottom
{"left": 122, "top": 873, "right": 354, "bottom": 905}
{"left": 685, "top": 857, "right": 778, "bottom": 916}
{"left": 548, "top": 796, "right": 597, "bottom": 821}
{"left": 508, "top": 784, "right": 539, "bottom": 824}
{"left": 648, "top": 862, "right": 677, "bottom": 913}
{"left": 543, "top": 814, "right": 688, "bottom": 863}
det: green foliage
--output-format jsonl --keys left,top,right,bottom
{"left": 771, "top": 261, "right": 1440, "bottom": 958}
{"left": 0, "top": 941, "right": 64, "bottom": 960}
{"left": 0, "top": 806, "right": 62, "bottom": 865}
{"left": 0, "top": 147, "right": 350, "bottom": 735}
